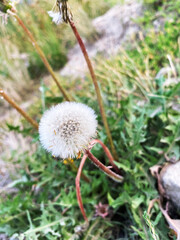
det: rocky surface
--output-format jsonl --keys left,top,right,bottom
{"left": 0, "top": 97, "right": 37, "bottom": 192}
{"left": 60, "top": 0, "right": 143, "bottom": 78}
{"left": 161, "top": 161, "right": 180, "bottom": 209}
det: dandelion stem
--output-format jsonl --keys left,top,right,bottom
{"left": 0, "top": 88, "right": 38, "bottom": 129}
{"left": 76, "top": 148, "right": 123, "bottom": 221}
{"left": 12, "top": 13, "right": 71, "bottom": 102}
{"left": 90, "top": 139, "right": 120, "bottom": 173}
{"left": 66, "top": 158, "right": 90, "bottom": 183}
{"left": 86, "top": 150, "right": 123, "bottom": 182}
{"left": 68, "top": 19, "right": 118, "bottom": 161}
{"left": 75, "top": 153, "right": 88, "bottom": 222}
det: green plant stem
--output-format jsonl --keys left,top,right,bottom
{"left": 68, "top": 18, "right": 118, "bottom": 161}
{"left": 0, "top": 88, "right": 38, "bottom": 129}
{"left": 12, "top": 12, "right": 71, "bottom": 102}
{"left": 75, "top": 153, "right": 89, "bottom": 222}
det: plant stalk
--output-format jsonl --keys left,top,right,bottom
{"left": 76, "top": 148, "right": 123, "bottom": 221}
{"left": 0, "top": 88, "right": 38, "bottom": 129}
{"left": 75, "top": 153, "right": 88, "bottom": 222}
{"left": 11, "top": 13, "right": 71, "bottom": 102}
{"left": 90, "top": 139, "right": 120, "bottom": 173}
{"left": 68, "top": 19, "right": 118, "bottom": 160}
{"left": 66, "top": 158, "right": 90, "bottom": 183}
{"left": 86, "top": 150, "right": 123, "bottom": 182}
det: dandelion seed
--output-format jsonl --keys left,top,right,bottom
{"left": 39, "top": 102, "right": 97, "bottom": 159}
{"left": 47, "top": 10, "right": 63, "bottom": 25}
{"left": 0, "top": 11, "right": 8, "bottom": 24}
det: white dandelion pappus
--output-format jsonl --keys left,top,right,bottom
{"left": 39, "top": 102, "right": 97, "bottom": 159}
{"left": 47, "top": 10, "right": 63, "bottom": 25}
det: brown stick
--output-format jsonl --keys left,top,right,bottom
{"left": 11, "top": 13, "right": 71, "bottom": 102}
{"left": 0, "top": 88, "right": 38, "bottom": 129}
{"left": 75, "top": 154, "right": 88, "bottom": 222}
{"left": 68, "top": 19, "right": 118, "bottom": 161}
{"left": 86, "top": 150, "right": 123, "bottom": 182}
{"left": 90, "top": 139, "right": 120, "bottom": 173}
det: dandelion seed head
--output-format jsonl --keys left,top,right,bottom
{"left": 48, "top": 0, "right": 72, "bottom": 24}
{"left": 0, "top": 0, "right": 18, "bottom": 24}
{"left": 0, "top": 0, "right": 17, "bottom": 13}
{"left": 39, "top": 102, "right": 97, "bottom": 159}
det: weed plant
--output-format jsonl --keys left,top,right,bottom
{"left": 0, "top": 0, "right": 180, "bottom": 239}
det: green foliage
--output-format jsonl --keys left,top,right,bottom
{"left": 0, "top": 0, "right": 180, "bottom": 239}
{"left": 77, "top": 0, "right": 109, "bottom": 18}
{"left": 143, "top": 211, "right": 160, "bottom": 240}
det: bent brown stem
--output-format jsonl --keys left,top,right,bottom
{"left": 75, "top": 154, "right": 88, "bottom": 222}
{"left": 68, "top": 19, "right": 118, "bottom": 161}
{"left": 11, "top": 13, "right": 71, "bottom": 102}
{"left": 66, "top": 158, "right": 90, "bottom": 183}
{"left": 90, "top": 139, "right": 120, "bottom": 173}
{"left": 86, "top": 150, "right": 123, "bottom": 182}
{"left": 0, "top": 88, "right": 38, "bottom": 130}
{"left": 76, "top": 149, "right": 123, "bottom": 221}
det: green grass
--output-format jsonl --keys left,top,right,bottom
{"left": 0, "top": 0, "right": 180, "bottom": 239}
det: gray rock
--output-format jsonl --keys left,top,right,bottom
{"left": 161, "top": 161, "right": 180, "bottom": 208}
{"left": 0, "top": 234, "right": 8, "bottom": 240}
{"left": 60, "top": 0, "right": 143, "bottom": 78}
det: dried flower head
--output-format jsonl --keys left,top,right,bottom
{"left": 0, "top": 0, "right": 16, "bottom": 13}
{"left": 0, "top": 0, "right": 17, "bottom": 24}
{"left": 95, "top": 202, "right": 109, "bottom": 219}
{"left": 0, "top": 0, "right": 10, "bottom": 13}
{"left": 39, "top": 102, "right": 97, "bottom": 159}
{"left": 48, "top": 0, "right": 72, "bottom": 25}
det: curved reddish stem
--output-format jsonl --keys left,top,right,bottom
{"left": 90, "top": 139, "right": 120, "bottom": 173}
{"left": 86, "top": 150, "right": 123, "bottom": 182}
{"left": 75, "top": 154, "right": 88, "bottom": 222}
{"left": 76, "top": 149, "right": 123, "bottom": 221}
